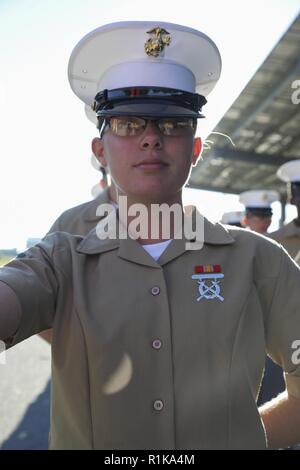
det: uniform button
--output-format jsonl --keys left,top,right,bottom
{"left": 151, "top": 286, "right": 160, "bottom": 296}
{"left": 153, "top": 399, "right": 164, "bottom": 411}
{"left": 152, "top": 339, "right": 162, "bottom": 350}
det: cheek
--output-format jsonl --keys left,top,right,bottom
{"left": 176, "top": 137, "right": 194, "bottom": 156}
{"left": 102, "top": 139, "right": 136, "bottom": 192}
{"left": 103, "top": 140, "right": 125, "bottom": 172}
{"left": 264, "top": 219, "right": 271, "bottom": 228}
{"left": 169, "top": 138, "right": 194, "bottom": 166}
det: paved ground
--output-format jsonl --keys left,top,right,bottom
{"left": 0, "top": 335, "right": 51, "bottom": 450}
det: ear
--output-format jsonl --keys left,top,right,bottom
{"left": 241, "top": 216, "right": 248, "bottom": 228}
{"left": 91, "top": 137, "right": 107, "bottom": 167}
{"left": 192, "top": 137, "right": 202, "bottom": 165}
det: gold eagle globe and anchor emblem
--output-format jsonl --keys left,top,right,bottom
{"left": 144, "top": 27, "right": 171, "bottom": 57}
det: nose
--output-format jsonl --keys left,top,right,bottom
{"left": 139, "top": 121, "right": 163, "bottom": 150}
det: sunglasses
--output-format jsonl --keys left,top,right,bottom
{"left": 99, "top": 116, "right": 197, "bottom": 138}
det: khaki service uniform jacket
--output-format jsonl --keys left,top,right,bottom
{"left": 1, "top": 215, "right": 300, "bottom": 450}
{"left": 270, "top": 220, "right": 300, "bottom": 260}
{"left": 47, "top": 188, "right": 111, "bottom": 236}
{"left": 40, "top": 189, "right": 111, "bottom": 341}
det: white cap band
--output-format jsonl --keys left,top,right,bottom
{"left": 99, "top": 61, "right": 196, "bottom": 93}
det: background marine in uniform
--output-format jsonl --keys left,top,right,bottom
{"left": 239, "top": 189, "right": 279, "bottom": 235}
{"left": 271, "top": 159, "right": 300, "bottom": 260}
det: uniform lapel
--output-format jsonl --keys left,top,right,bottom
{"left": 159, "top": 210, "right": 235, "bottom": 266}
{"left": 77, "top": 207, "right": 235, "bottom": 266}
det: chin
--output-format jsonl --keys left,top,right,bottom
{"left": 126, "top": 186, "right": 167, "bottom": 202}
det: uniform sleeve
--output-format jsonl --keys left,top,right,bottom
{"left": 0, "top": 240, "right": 59, "bottom": 348}
{"left": 46, "top": 216, "right": 61, "bottom": 235}
{"left": 265, "top": 248, "right": 300, "bottom": 398}
{"left": 0, "top": 281, "right": 22, "bottom": 342}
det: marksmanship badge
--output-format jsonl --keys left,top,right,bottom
{"left": 144, "top": 27, "right": 171, "bottom": 57}
{"left": 192, "top": 265, "right": 224, "bottom": 302}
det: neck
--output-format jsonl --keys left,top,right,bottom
{"left": 108, "top": 185, "right": 118, "bottom": 204}
{"left": 117, "top": 193, "right": 184, "bottom": 244}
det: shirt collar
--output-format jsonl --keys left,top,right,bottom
{"left": 81, "top": 188, "right": 112, "bottom": 223}
{"left": 76, "top": 207, "right": 235, "bottom": 266}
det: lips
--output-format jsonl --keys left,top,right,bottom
{"left": 134, "top": 159, "right": 168, "bottom": 169}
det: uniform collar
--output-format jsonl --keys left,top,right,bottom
{"left": 76, "top": 207, "right": 235, "bottom": 267}
{"left": 81, "top": 188, "right": 111, "bottom": 223}
{"left": 202, "top": 217, "right": 235, "bottom": 245}
{"left": 282, "top": 219, "right": 300, "bottom": 237}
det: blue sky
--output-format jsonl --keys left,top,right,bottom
{"left": 0, "top": 0, "right": 299, "bottom": 249}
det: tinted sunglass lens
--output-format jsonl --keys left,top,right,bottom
{"left": 110, "top": 117, "right": 146, "bottom": 136}
{"left": 159, "top": 118, "right": 195, "bottom": 135}
{"left": 104, "top": 117, "right": 196, "bottom": 137}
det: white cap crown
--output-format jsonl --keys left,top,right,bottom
{"left": 239, "top": 190, "right": 279, "bottom": 208}
{"left": 277, "top": 160, "right": 300, "bottom": 183}
{"left": 221, "top": 211, "right": 244, "bottom": 224}
{"left": 68, "top": 21, "right": 221, "bottom": 108}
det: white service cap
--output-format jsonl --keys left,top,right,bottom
{"left": 85, "top": 104, "right": 98, "bottom": 126}
{"left": 68, "top": 21, "right": 221, "bottom": 118}
{"left": 277, "top": 160, "right": 300, "bottom": 183}
{"left": 239, "top": 190, "right": 279, "bottom": 209}
{"left": 221, "top": 211, "right": 244, "bottom": 225}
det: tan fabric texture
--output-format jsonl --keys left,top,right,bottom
{"left": 1, "top": 215, "right": 300, "bottom": 449}
{"left": 270, "top": 220, "right": 300, "bottom": 260}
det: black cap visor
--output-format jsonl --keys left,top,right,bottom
{"left": 94, "top": 87, "right": 207, "bottom": 118}
{"left": 246, "top": 207, "right": 273, "bottom": 218}
{"left": 97, "top": 102, "right": 203, "bottom": 118}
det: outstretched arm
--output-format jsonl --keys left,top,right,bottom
{"left": 0, "top": 281, "right": 21, "bottom": 341}
{"left": 0, "top": 235, "right": 60, "bottom": 347}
